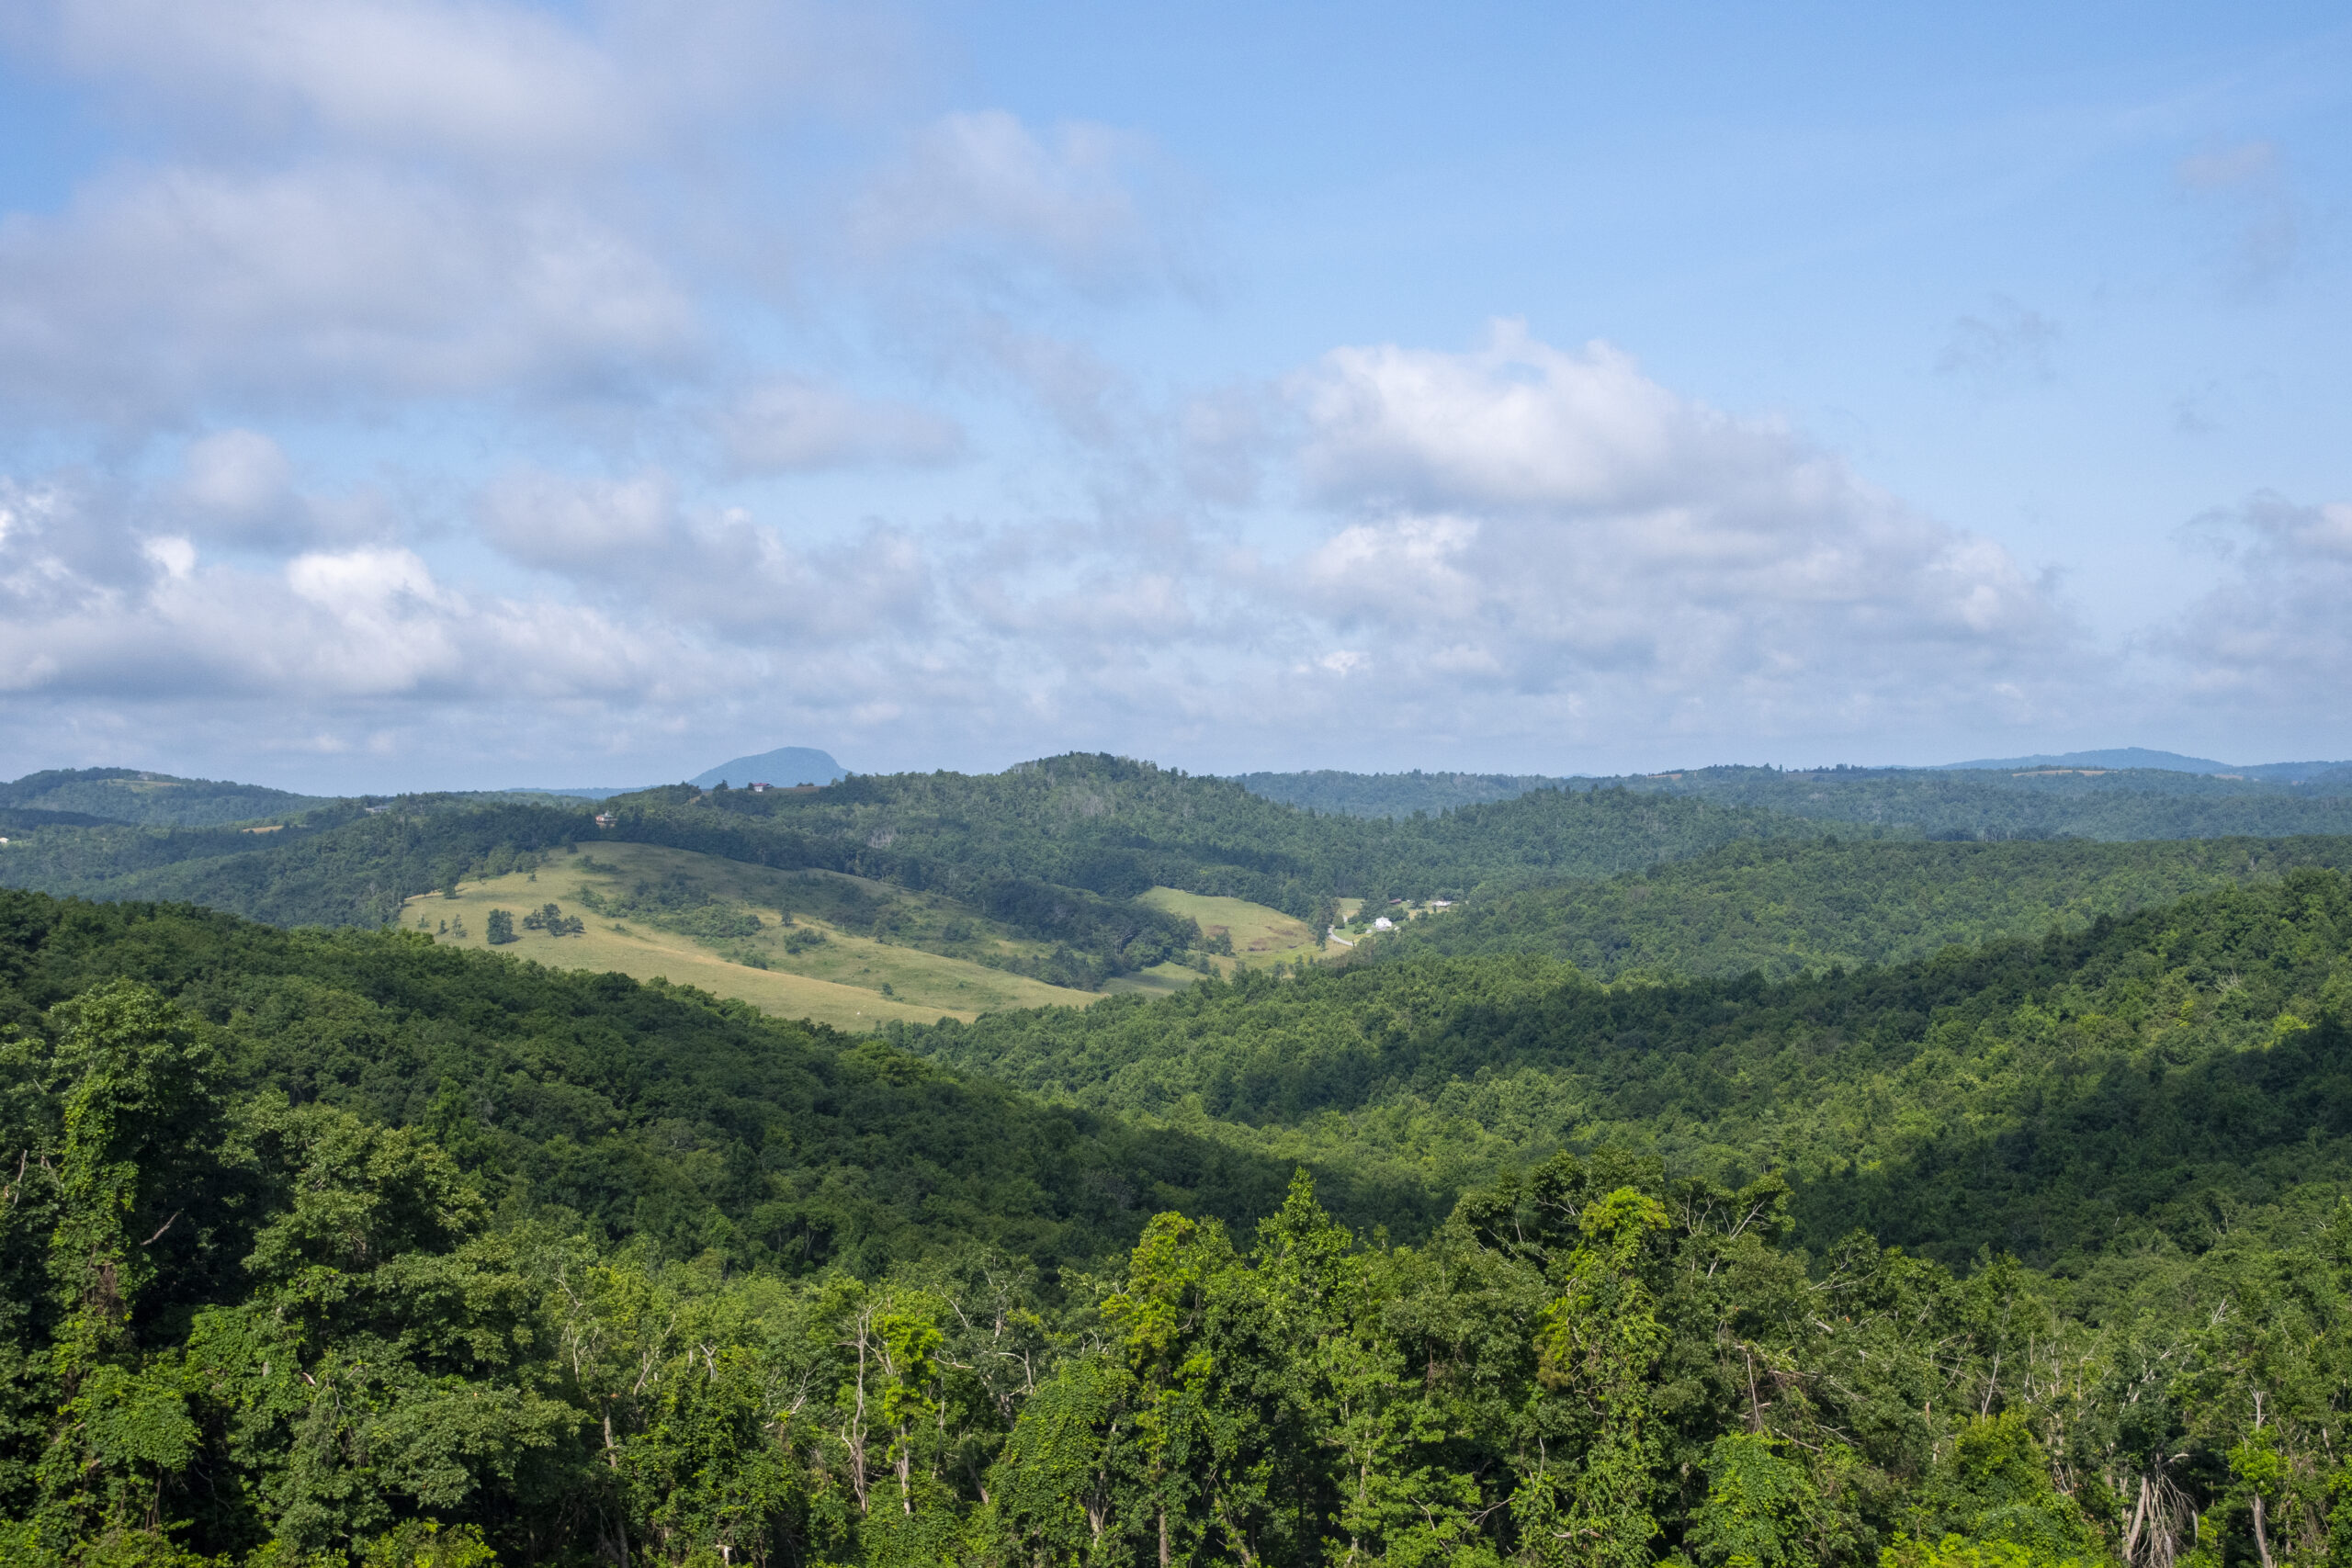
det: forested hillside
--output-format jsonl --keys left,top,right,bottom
{"left": 1375, "top": 834, "right": 2352, "bottom": 978}
{"left": 2, "top": 758, "right": 1835, "bottom": 953}
{"left": 597, "top": 754, "right": 1846, "bottom": 915}
{"left": 21, "top": 756, "right": 2352, "bottom": 970}
{"left": 0, "top": 798, "right": 589, "bottom": 928}
{"left": 1239, "top": 761, "right": 2352, "bottom": 835}
{"left": 6, "top": 878, "right": 2351, "bottom": 1565}
{"left": 1234, "top": 767, "right": 1571, "bottom": 817}
{"left": 1613, "top": 764, "right": 2352, "bottom": 838}
{"left": 0, "top": 766, "right": 331, "bottom": 826}
{"left": 898, "top": 870, "right": 2352, "bottom": 1269}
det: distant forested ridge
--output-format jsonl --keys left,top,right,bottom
{"left": 1606, "top": 762, "right": 2352, "bottom": 837}
{"left": 595, "top": 754, "right": 1848, "bottom": 916}
{"left": 0, "top": 797, "right": 591, "bottom": 928}
{"left": 1375, "top": 833, "right": 2352, "bottom": 978}
{"left": 1233, "top": 766, "right": 1576, "bottom": 817}
{"left": 1239, "top": 760, "right": 2352, "bottom": 836}
{"left": 6, "top": 881, "right": 2352, "bottom": 1565}
{"left": 16, "top": 757, "right": 2352, "bottom": 958}
{"left": 0, "top": 765, "right": 332, "bottom": 826}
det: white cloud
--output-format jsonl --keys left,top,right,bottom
{"left": 2165, "top": 494, "right": 2352, "bottom": 702}
{"left": 0, "top": 161, "right": 697, "bottom": 417}
{"left": 16, "top": 0, "right": 873, "bottom": 166}
{"left": 1296, "top": 322, "right": 1702, "bottom": 512}
{"left": 0, "top": 0, "right": 2334, "bottom": 785}
{"left": 180, "top": 429, "right": 294, "bottom": 519}
{"left": 713, "top": 378, "right": 965, "bottom": 473}
{"left": 477, "top": 468, "right": 939, "bottom": 640}
{"left": 31, "top": 0, "right": 634, "bottom": 162}
{"left": 1274, "top": 322, "right": 2075, "bottom": 739}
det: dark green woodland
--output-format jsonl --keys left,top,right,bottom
{"left": 5, "top": 754, "right": 2352, "bottom": 1565}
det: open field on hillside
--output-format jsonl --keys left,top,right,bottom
{"left": 1102, "top": 961, "right": 1212, "bottom": 998}
{"left": 1137, "top": 886, "right": 1324, "bottom": 971}
{"left": 401, "top": 841, "right": 1100, "bottom": 1030}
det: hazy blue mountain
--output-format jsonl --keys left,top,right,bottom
{"left": 2236, "top": 761, "right": 2352, "bottom": 783}
{"left": 689, "top": 745, "right": 847, "bottom": 789}
{"left": 1936, "top": 747, "right": 2236, "bottom": 773}
{"left": 1935, "top": 748, "right": 2351, "bottom": 780}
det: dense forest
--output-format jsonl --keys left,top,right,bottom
{"left": 14, "top": 756, "right": 2352, "bottom": 954}
{"left": 892, "top": 870, "right": 2352, "bottom": 1266}
{"left": 1374, "top": 835, "right": 2352, "bottom": 979}
{"left": 0, "top": 800, "right": 590, "bottom": 929}
{"left": 1238, "top": 763, "right": 2352, "bottom": 835}
{"left": 594, "top": 758, "right": 1850, "bottom": 916}
{"left": 2, "top": 761, "right": 1836, "bottom": 949}
{"left": 1233, "top": 769, "right": 1573, "bottom": 818}
{"left": 4, "top": 864, "right": 2350, "bottom": 1563}
{"left": 9, "top": 753, "right": 2352, "bottom": 1564}
{"left": 0, "top": 768, "right": 333, "bottom": 828}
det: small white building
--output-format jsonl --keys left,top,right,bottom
{"left": 1372, "top": 916, "right": 1395, "bottom": 931}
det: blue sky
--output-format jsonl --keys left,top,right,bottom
{"left": 0, "top": 1, "right": 2345, "bottom": 790}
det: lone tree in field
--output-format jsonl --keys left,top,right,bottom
{"left": 485, "top": 908, "right": 516, "bottom": 944}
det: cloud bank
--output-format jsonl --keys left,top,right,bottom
{"left": 0, "top": 1, "right": 2339, "bottom": 787}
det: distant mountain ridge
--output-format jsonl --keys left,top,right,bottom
{"left": 0, "top": 766, "right": 329, "bottom": 826}
{"left": 1937, "top": 748, "right": 2351, "bottom": 781}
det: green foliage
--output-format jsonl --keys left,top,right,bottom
{"left": 1690, "top": 1434, "right": 1830, "bottom": 1568}
{"left": 896, "top": 869, "right": 2352, "bottom": 1269}
{"left": 595, "top": 754, "right": 1850, "bottom": 919}
{"left": 0, "top": 766, "right": 331, "bottom": 828}
{"left": 1381, "top": 835, "right": 2352, "bottom": 980}
{"left": 1238, "top": 767, "right": 1575, "bottom": 818}
{"left": 0, "top": 798, "right": 588, "bottom": 928}
{"left": 482, "top": 910, "right": 514, "bottom": 945}
{"left": 1242, "top": 762, "right": 2352, "bottom": 841}
{"left": 14, "top": 789, "right": 2352, "bottom": 1563}
{"left": 516, "top": 903, "right": 584, "bottom": 937}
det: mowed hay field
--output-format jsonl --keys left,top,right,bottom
{"left": 1135, "top": 887, "right": 1327, "bottom": 972}
{"left": 400, "top": 841, "right": 1100, "bottom": 1032}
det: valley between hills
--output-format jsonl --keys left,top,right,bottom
{"left": 6, "top": 750, "right": 2352, "bottom": 1567}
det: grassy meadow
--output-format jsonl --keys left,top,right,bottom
{"left": 1136, "top": 886, "right": 1326, "bottom": 972}
{"left": 400, "top": 841, "right": 1102, "bottom": 1030}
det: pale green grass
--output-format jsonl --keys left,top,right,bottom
{"left": 1136, "top": 886, "right": 1327, "bottom": 975}
{"left": 1102, "top": 961, "right": 1214, "bottom": 998}
{"left": 401, "top": 841, "right": 1100, "bottom": 1032}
